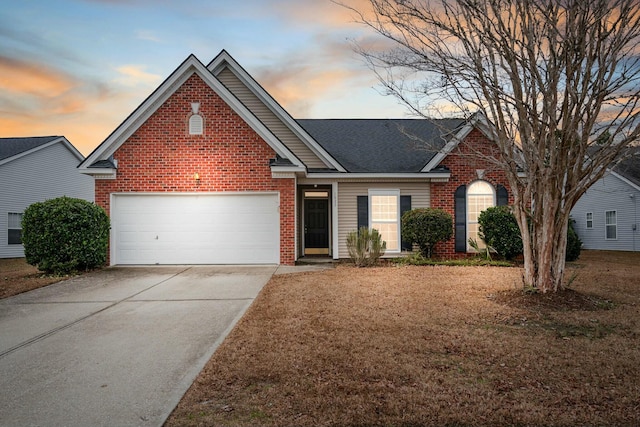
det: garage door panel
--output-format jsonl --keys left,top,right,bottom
{"left": 112, "top": 194, "right": 279, "bottom": 265}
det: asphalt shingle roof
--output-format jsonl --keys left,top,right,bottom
{"left": 0, "top": 136, "right": 60, "bottom": 162}
{"left": 613, "top": 150, "right": 640, "bottom": 188}
{"left": 297, "top": 119, "right": 466, "bottom": 173}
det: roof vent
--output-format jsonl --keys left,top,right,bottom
{"left": 189, "top": 102, "right": 203, "bottom": 135}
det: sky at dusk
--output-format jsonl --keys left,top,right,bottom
{"left": 0, "top": 0, "right": 406, "bottom": 155}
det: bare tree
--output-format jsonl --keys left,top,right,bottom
{"left": 343, "top": 0, "right": 640, "bottom": 292}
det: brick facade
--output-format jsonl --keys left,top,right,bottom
{"left": 95, "top": 73, "right": 296, "bottom": 265}
{"left": 430, "top": 129, "right": 512, "bottom": 258}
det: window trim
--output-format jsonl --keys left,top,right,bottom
{"left": 8, "top": 212, "right": 23, "bottom": 245}
{"left": 605, "top": 210, "right": 617, "bottom": 240}
{"left": 586, "top": 212, "right": 593, "bottom": 229}
{"left": 466, "top": 180, "right": 496, "bottom": 251}
{"left": 368, "top": 189, "right": 401, "bottom": 253}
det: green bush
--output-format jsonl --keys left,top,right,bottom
{"left": 346, "top": 227, "right": 386, "bottom": 267}
{"left": 401, "top": 208, "right": 453, "bottom": 258}
{"left": 478, "top": 205, "right": 523, "bottom": 260}
{"left": 566, "top": 219, "right": 582, "bottom": 261}
{"left": 22, "top": 196, "right": 110, "bottom": 275}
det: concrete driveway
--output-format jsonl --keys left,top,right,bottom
{"left": 0, "top": 265, "right": 284, "bottom": 426}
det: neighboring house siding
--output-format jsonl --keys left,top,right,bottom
{"left": 337, "top": 181, "right": 430, "bottom": 259}
{"left": 0, "top": 143, "right": 94, "bottom": 258}
{"left": 94, "top": 73, "right": 296, "bottom": 264}
{"left": 216, "top": 68, "right": 328, "bottom": 169}
{"left": 430, "top": 129, "right": 512, "bottom": 258}
{"left": 571, "top": 173, "right": 640, "bottom": 251}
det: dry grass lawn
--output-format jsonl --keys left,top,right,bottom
{"left": 0, "top": 258, "right": 70, "bottom": 299}
{"left": 167, "top": 251, "right": 640, "bottom": 427}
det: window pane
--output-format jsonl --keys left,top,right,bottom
{"left": 371, "top": 195, "right": 398, "bottom": 221}
{"left": 605, "top": 211, "right": 617, "bottom": 239}
{"left": 8, "top": 229, "right": 22, "bottom": 245}
{"left": 372, "top": 222, "right": 398, "bottom": 251}
{"left": 8, "top": 213, "right": 23, "bottom": 229}
{"left": 586, "top": 213, "right": 593, "bottom": 229}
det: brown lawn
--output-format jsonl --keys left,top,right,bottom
{"left": 167, "top": 250, "right": 640, "bottom": 427}
{"left": 0, "top": 258, "right": 71, "bottom": 299}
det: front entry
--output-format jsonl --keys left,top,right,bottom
{"left": 304, "top": 198, "right": 329, "bottom": 255}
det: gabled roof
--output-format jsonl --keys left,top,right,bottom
{"left": 79, "top": 54, "right": 306, "bottom": 173}
{"left": 297, "top": 119, "right": 465, "bottom": 173}
{"left": 611, "top": 149, "right": 640, "bottom": 189}
{"left": 207, "top": 50, "right": 346, "bottom": 172}
{"left": 0, "top": 136, "right": 84, "bottom": 166}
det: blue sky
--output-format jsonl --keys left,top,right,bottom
{"left": 0, "top": 0, "right": 406, "bottom": 155}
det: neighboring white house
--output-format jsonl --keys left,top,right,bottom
{"left": 0, "top": 136, "right": 94, "bottom": 258}
{"left": 571, "top": 155, "right": 640, "bottom": 252}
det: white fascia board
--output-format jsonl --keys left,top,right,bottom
{"left": 0, "top": 137, "right": 83, "bottom": 167}
{"left": 306, "top": 172, "right": 451, "bottom": 180}
{"left": 421, "top": 112, "right": 497, "bottom": 172}
{"left": 80, "top": 54, "right": 304, "bottom": 170}
{"left": 609, "top": 169, "right": 640, "bottom": 192}
{"left": 208, "top": 51, "right": 346, "bottom": 172}
{"left": 79, "top": 168, "right": 116, "bottom": 177}
{"left": 270, "top": 165, "right": 307, "bottom": 173}
{"left": 421, "top": 122, "right": 475, "bottom": 172}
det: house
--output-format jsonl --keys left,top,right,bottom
{"left": 78, "top": 50, "right": 512, "bottom": 266}
{"left": 571, "top": 153, "right": 640, "bottom": 251}
{"left": 0, "top": 136, "right": 94, "bottom": 258}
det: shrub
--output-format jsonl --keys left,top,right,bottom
{"left": 478, "top": 205, "right": 523, "bottom": 260}
{"left": 22, "top": 196, "right": 110, "bottom": 275}
{"left": 566, "top": 219, "right": 582, "bottom": 261}
{"left": 346, "top": 227, "right": 386, "bottom": 267}
{"left": 401, "top": 208, "right": 453, "bottom": 258}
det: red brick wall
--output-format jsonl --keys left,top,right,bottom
{"left": 430, "top": 129, "right": 512, "bottom": 258}
{"left": 95, "top": 73, "right": 296, "bottom": 265}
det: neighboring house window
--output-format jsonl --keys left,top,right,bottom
{"left": 8, "top": 212, "right": 23, "bottom": 245}
{"left": 586, "top": 212, "right": 593, "bottom": 229}
{"left": 605, "top": 210, "right": 617, "bottom": 240}
{"left": 369, "top": 190, "right": 400, "bottom": 252}
{"left": 466, "top": 180, "right": 495, "bottom": 250}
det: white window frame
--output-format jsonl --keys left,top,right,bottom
{"left": 368, "top": 189, "right": 401, "bottom": 253}
{"left": 605, "top": 210, "right": 617, "bottom": 240}
{"left": 466, "top": 180, "right": 495, "bottom": 251}
{"left": 586, "top": 212, "right": 593, "bottom": 229}
{"left": 8, "top": 212, "right": 23, "bottom": 245}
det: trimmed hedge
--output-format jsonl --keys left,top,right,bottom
{"left": 22, "top": 196, "right": 110, "bottom": 274}
{"left": 401, "top": 208, "right": 453, "bottom": 258}
{"left": 478, "top": 205, "right": 523, "bottom": 260}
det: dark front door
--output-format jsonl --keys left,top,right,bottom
{"left": 304, "top": 198, "right": 329, "bottom": 255}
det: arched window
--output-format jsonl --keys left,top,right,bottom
{"left": 467, "top": 180, "right": 495, "bottom": 250}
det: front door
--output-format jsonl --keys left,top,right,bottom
{"left": 304, "top": 198, "right": 329, "bottom": 255}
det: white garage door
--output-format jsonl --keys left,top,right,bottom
{"left": 112, "top": 193, "right": 279, "bottom": 265}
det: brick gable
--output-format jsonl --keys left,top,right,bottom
{"left": 430, "top": 128, "right": 512, "bottom": 258}
{"left": 95, "top": 73, "right": 295, "bottom": 264}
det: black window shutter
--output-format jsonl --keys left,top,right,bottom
{"left": 497, "top": 184, "right": 509, "bottom": 206}
{"left": 357, "top": 196, "right": 368, "bottom": 232}
{"left": 455, "top": 185, "right": 467, "bottom": 252}
{"left": 400, "top": 195, "right": 412, "bottom": 250}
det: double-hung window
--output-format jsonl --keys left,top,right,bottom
{"left": 586, "top": 212, "right": 593, "bottom": 229}
{"left": 8, "top": 213, "right": 23, "bottom": 245}
{"left": 605, "top": 210, "right": 617, "bottom": 240}
{"left": 369, "top": 190, "right": 400, "bottom": 252}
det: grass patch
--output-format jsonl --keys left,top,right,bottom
{"left": 166, "top": 250, "right": 640, "bottom": 427}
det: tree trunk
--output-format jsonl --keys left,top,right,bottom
{"left": 517, "top": 186, "right": 571, "bottom": 293}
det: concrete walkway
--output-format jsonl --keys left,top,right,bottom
{"left": 0, "top": 265, "right": 288, "bottom": 427}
